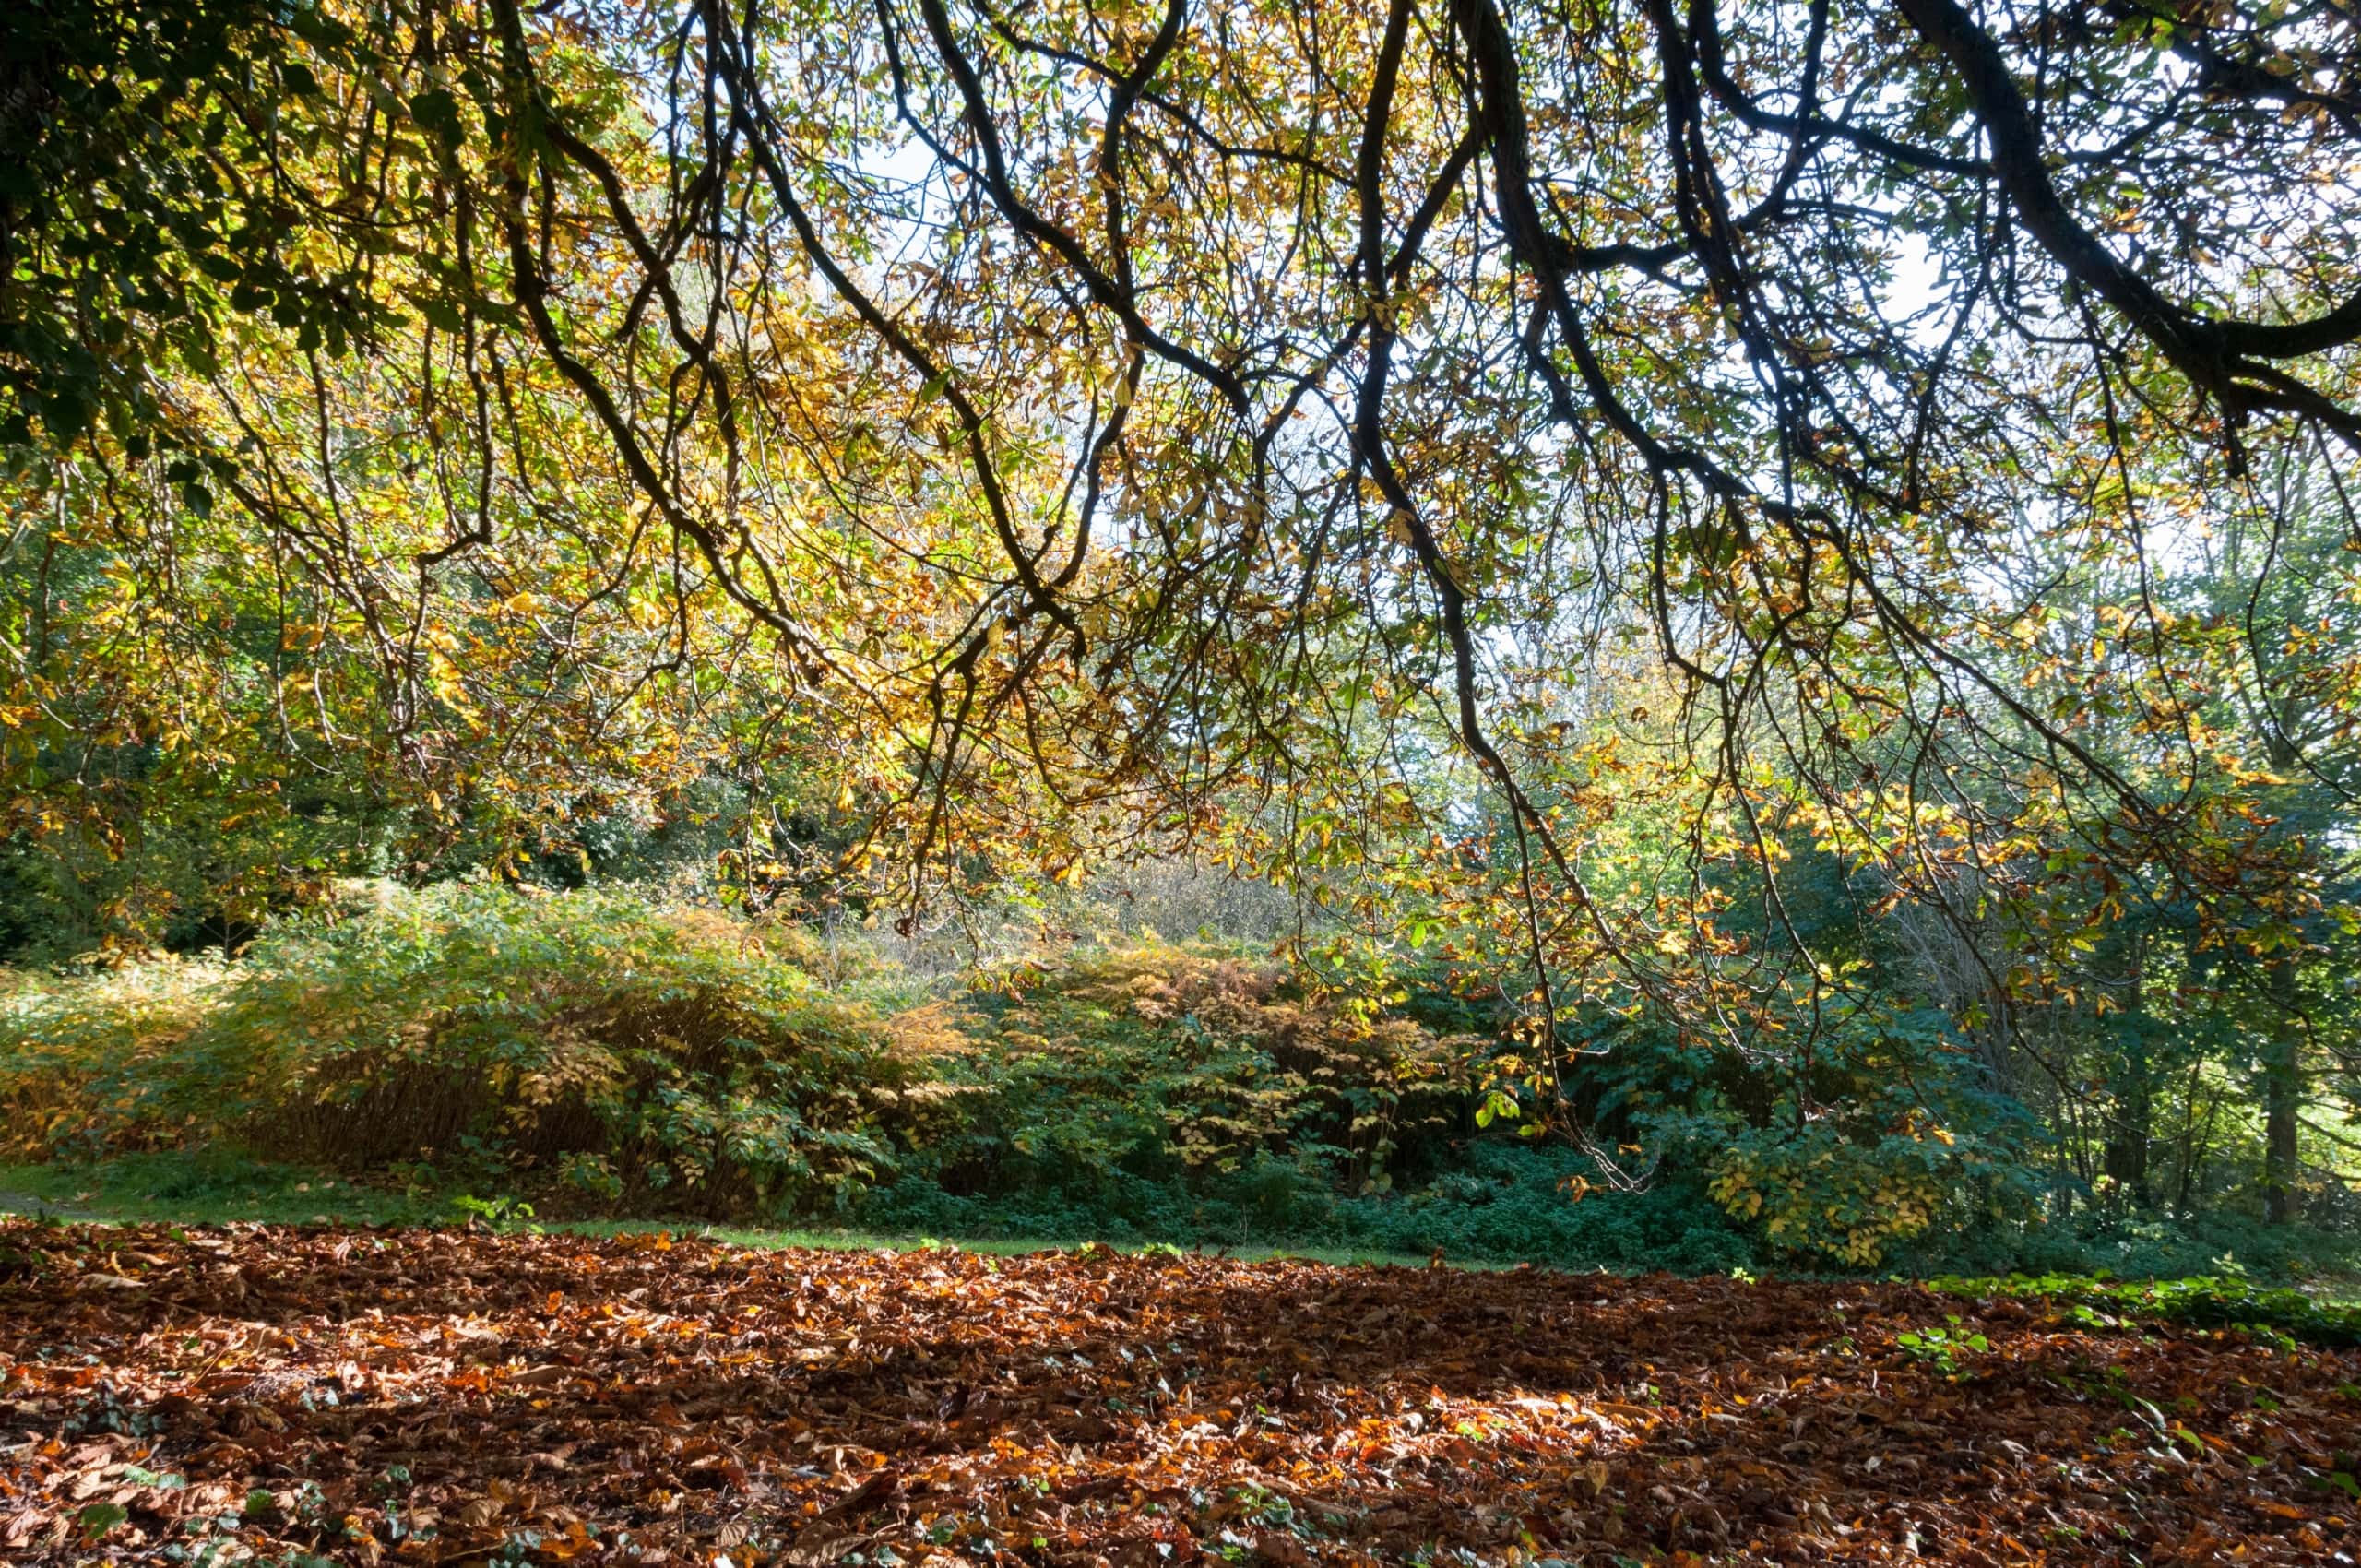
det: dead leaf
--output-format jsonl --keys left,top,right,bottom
{"left": 454, "top": 1496, "right": 504, "bottom": 1531}
{"left": 5, "top": 1217, "right": 2355, "bottom": 1568}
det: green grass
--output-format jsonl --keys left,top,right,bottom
{"left": 0, "top": 1155, "right": 1452, "bottom": 1270}
{"left": 0, "top": 1152, "right": 444, "bottom": 1228}
{"left": 8, "top": 1153, "right": 2358, "bottom": 1348}
{"left": 1928, "top": 1270, "right": 2361, "bottom": 1348}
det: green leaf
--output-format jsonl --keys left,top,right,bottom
{"left": 409, "top": 89, "right": 465, "bottom": 148}
{"left": 78, "top": 1503, "right": 128, "bottom": 1542}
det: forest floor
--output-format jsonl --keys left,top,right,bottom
{"left": 3, "top": 1222, "right": 2358, "bottom": 1566}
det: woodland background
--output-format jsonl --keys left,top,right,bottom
{"left": 3, "top": 0, "right": 2360, "bottom": 1282}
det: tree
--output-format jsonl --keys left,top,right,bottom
{"left": 6, "top": 0, "right": 2359, "bottom": 1199}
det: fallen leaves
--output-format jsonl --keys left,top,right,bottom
{"left": 0, "top": 1221, "right": 2355, "bottom": 1564}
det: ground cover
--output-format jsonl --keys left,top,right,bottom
{"left": 3, "top": 1221, "right": 2357, "bottom": 1565}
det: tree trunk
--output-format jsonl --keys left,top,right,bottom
{"left": 2262, "top": 957, "right": 2301, "bottom": 1226}
{"left": 2102, "top": 1043, "right": 2152, "bottom": 1208}
{"left": 2098, "top": 931, "right": 2150, "bottom": 1206}
{"left": 2260, "top": 731, "right": 2304, "bottom": 1227}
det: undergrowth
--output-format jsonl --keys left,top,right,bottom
{"left": 7, "top": 1158, "right": 2356, "bottom": 1348}
{"left": 0, "top": 884, "right": 907, "bottom": 1215}
{"left": 4, "top": 884, "right": 2356, "bottom": 1285}
{"left": 1929, "top": 1273, "right": 2361, "bottom": 1348}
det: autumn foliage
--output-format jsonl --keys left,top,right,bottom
{"left": 3, "top": 0, "right": 2359, "bottom": 1260}
{"left": 1, "top": 880, "right": 2079, "bottom": 1267}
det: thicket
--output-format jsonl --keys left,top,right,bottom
{"left": 6, "top": 883, "right": 2351, "bottom": 1281}
{"left": 0, "top": 885, "right": 905, "bottom": 1215}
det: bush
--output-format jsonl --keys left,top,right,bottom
{"left": 12, "top": 898, "right": 2192, "bottom": 1283}
{"left": 896, "top": 944, "right": 1468, "bottom": 1211}
{"left": 1560, "top": 997, "right": 2046, "bottom": 1266}
{"left": 0, "top": 956, "right": 231, "bottom": 1160}
{"left": 0, "top": 882, "right": 908, "bottom": 1214}
{"left": 1326, "top": 1144, "right": 1756, "bottom": 1270}
{"left": 1892, "top": 1206, "right": 2361, "bottom": 1285}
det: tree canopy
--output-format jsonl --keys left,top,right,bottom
{"left": 5, "top": 0, "right": 2360, "bottom": 1207}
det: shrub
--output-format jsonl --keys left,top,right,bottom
{"left": 899, "top": 944, "right": 1467, "bottom": 1210}
{"left": 1329, "top": 1143, "right": 1756, "bottom": 1270}
{"left": 1893, "top": 1206, "right": 2361, "bottom": 1284}
{"left": 1570, "top": 999, "right": 2045, "bottom": 1266}
{"left": 1, "top": 904, "right": 2111, "bottom": 1279}
{"left": 0, "top": 882, "right": 908, "bottom": 1214}
{"left": 0, "top": 956, "right": 231, "bottom": 1159}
